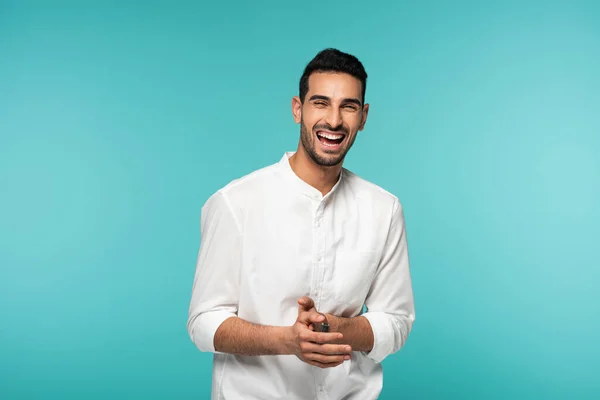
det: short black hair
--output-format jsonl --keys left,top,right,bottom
{"left": 299, "top": 48, "right": 368, "bottom": 105}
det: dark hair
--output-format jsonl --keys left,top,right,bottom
{"left": 299, "top": 48, "right": 368, "bottom": 105}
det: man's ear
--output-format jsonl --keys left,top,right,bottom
{"left": 359, "top": 103, "right": 370, "bottom": 131}
{"left": 292, "top": 96, "right": 302, "bottom": 124}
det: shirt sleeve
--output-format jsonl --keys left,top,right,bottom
{"left": 186, "top": 190, "right": 242, "bottom": 353}
{"left": 362, "top": 197, "right": 416, "bottom": 363}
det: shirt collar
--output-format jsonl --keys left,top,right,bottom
{"left": 278, "top": 151, "right": 344, "bottom": 201}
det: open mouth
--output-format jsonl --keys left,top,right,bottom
{"left": 316, "top": 131, "right": 345, "bottom": 147}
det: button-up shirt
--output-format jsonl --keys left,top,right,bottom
{"left": 187, "top": 151, "right": 415, "bottom": 399}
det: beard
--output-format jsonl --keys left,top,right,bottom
{"left": 299, "top": 117, "right": 354, "bottom": 167}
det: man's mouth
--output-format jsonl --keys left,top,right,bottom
{"left": 316, "top": 130, "right": 345, "bottom": 147}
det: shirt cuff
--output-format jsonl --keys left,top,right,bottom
{"left": 362, "top": 311, "right": 394, "bottom": 363}
{"left": 190, "top": 310, "right": 236, "bottom": 353}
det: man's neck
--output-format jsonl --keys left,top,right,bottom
{"left": 288, "top": 146, "right": 343, "bottom": 197}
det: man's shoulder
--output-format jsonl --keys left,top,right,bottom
{"left": 342, "top": 167, "right": 402, "bottom": 211}
{"left": 205, "top": 160, "right": 280, "bottom": 208}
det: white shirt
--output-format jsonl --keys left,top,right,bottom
{"left": 187, "top": 151, "right": 415, "bottom": 400}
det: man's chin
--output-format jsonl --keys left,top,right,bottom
{"left": 312, "top": 151, "right": 344, "bottom": 167}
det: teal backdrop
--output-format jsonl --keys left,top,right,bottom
{"left": 1, "top": 1, "right": 599, "bottom": 399}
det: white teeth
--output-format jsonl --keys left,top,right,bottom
{"left": 318, "top": 132, "right": 344, "bottom": 140}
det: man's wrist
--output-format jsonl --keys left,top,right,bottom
{"left": 278, "top": 326, "right": 296, "bottom": 355}
{"left": 324, "top": 313, "right": 374, "bottom": 352}
{"left": 325, "top": 313, "right": 343, "bottom": 333}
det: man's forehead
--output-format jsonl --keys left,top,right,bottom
{"left": 307, "top": 72, "right": 362, "bottom": 97}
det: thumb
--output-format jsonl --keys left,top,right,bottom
{"left": 297, "top": 296, "right": 315, "bottom": 313}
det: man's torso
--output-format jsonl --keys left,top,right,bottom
{"left": 210, "top": 152, "right": 398, "bottom": 399}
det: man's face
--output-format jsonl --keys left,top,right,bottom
{"left": 293, "top": 72, "right": 369, "bottom": 167}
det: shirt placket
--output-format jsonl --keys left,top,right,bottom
{"left": 310, "top": 199, "right": 329, "bottom": 399}
{"left": 310, "top": 199, "right": 326, "bottom": 310}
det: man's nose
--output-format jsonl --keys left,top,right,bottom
{"left": 324, "top": 108, "right": 342, "bottom": 129}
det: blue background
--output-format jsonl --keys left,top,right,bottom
{"left": 1, "top": 1, "right": 599, "bottom": 398}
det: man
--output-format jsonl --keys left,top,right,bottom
{"left": 187, "top": 48, "right": 415, "bottom": 399}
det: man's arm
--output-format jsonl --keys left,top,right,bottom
{"left": 187, "top": 192, "right": 291, "bottom": 356}
{"left": 187, "top": 191, "right": 244, "bottom": 353}
{"left": 213, "top": 317, "right": 291, "bottom": 355}
{"left": 327, "top": 197, "right": 415, "bottom": 362}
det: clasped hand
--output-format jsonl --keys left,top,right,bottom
{"left": 289, "top": 296, "right": 351, "bottom": 368}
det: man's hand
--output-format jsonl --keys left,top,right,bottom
{"left": 289, "top": 296, "right": 352, "bottom": 368}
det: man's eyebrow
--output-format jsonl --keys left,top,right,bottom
{"left": 342, "top": 98, "right": 362, "bottom": 107}
{"left": 309, "top": 95, "right": 330, "bottom": 102}
{"left": 308, "top": 95, "right": 362, "bottom": 106}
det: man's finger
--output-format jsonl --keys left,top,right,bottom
{"left": 306, "top": 360, "right": 343, "bottom": 369}
{"left": 307, "top": 352, "right": 348, "bottom": 364}
{"left": 311, "top": 331, "right": 343, "bottom": 344}
{"left": 302, "top": 342, "right": 352, "bottom": 355}
{"left": 297, "top": 310, "right": 325, "bottom": 325}
{"left": 297, "top": 296, "right": 315, "bottom": 312}
{"left": 308, "top": 310, "right": 326, "bottom": 324}
{"left": 300, "top": 330, "right": 343, "bottom": 344}
{"left": 304, "top": 354, "right": 347, "bottom": 368}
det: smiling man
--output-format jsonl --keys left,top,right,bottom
{"left": 187, "top": 48, "right": 416, "bottom": 399}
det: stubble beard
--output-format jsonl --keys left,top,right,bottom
{"left": 300, "top": 118, "right": 350, "bottom": 167}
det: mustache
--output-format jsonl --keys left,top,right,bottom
{"left": 313, "top": 123, "right": 348, "bottom": 134}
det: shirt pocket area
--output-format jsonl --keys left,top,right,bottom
{"left": 328, "top": 249, "right": 379, "bottom": 308}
